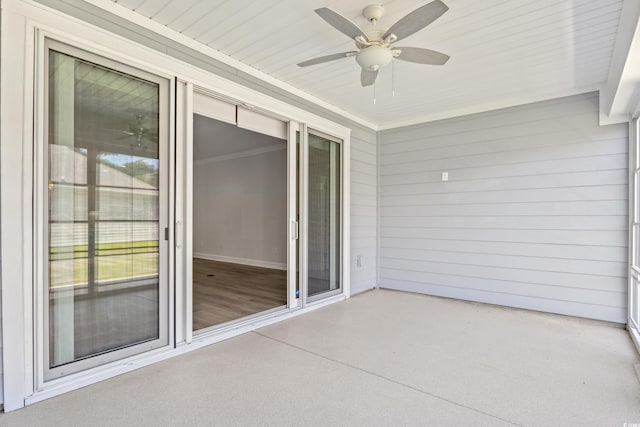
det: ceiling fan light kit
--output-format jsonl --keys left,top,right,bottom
{"left": 297, "top": 0, "right": 450, "bottom": 89}
{"left": 356, "top": 45, "right": 392, "bottom": 71}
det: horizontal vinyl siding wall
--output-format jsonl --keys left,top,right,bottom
{"left": 350, "top": 126, "right": 378, "bottom": 294}
{"left": 379, "top": 93, "right": 628, "bottom": 322}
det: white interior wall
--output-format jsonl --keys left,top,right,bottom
{"left": 379, "top": 93, "right": 629, "bottom": 323}
{"left": 193, "top": 148, "right": 287, "bottom": 269}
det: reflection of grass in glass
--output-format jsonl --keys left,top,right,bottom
{"left": 50, "top": 240, "right": 158, "bottom": 260}
{"left": 49, "top": 241, "right": 158, "bottom": 287}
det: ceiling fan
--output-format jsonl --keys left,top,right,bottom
{"left": 297, "top": 0, "right": 450, "bottom": 87}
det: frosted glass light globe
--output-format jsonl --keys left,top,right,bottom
{"left": 356, "top": 46, "right": 393, "bottom": 71}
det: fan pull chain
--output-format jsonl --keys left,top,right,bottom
{"left": 373, "top": 80, "right": 377, "bottom": 105}
{"left": 392, "top": 60, "right": 396, "bottom": 97}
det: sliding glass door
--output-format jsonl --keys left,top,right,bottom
{"left": 44, "top": 41, "right": 170, "bottom": 379}
{"left": 304, "top": 130, "right": 342, "bottom": 302}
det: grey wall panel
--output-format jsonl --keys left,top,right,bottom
{"left": 381, "top": 169, "right": 627, "bottom": 195}
{"left": 381, "top": 200, "right": 627, "bottom": 216}
{"left": 349, "top": 131, "right": 378, "bottom": 294}
{"left": 381, "top": 154, "right": 628, "bottom": 185}
{"left": 383, "top": 237, "right": 627, "bottom": 262}
{"left": 381, "top": 140, "right": 626, "bottom": 175}
{"left": 379, "top": 93, "right": 629, "bottom": 322}
{"left": 381, "top": 247, "right": 625, "bottom": 277}
{"left": 33, "top": 0, "right": 378, "bottom": 295}
{"left": 381, "top": 215, "right": 627, "bottom": 230}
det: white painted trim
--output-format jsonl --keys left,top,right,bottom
{"left": 185, "top": 82, "right": 194, "bottom": 345}
{"left": 601, "top": 0, "right": 640, "bottom": 123}
{"left": 166, "top": 70, "right": 178, "bottom": 363}
{"left": 299, "top": 124, "right": 309, "bottom": 306}
{"left": 193, "top": 252, "right": 287, "bottom": 271}
{"left": 629, "top": 116, "right": 640, "bottom": 353}
{"left": 194, "top": 144, "right": 286, "bottom": 165}
{"left": 76, "top": 0, "right": 377, "bottom": 131}
{"left": 23, "top": 291, "right": 345, "bottom": 407}
{"left": 343, "top": 130, "right": 352, "bottom": 299}
{"left": 599, "top": 111, "right": 630, "bottom": 126}
{"left": 629, "top": 117, "right": 635, "bottom": 330}
{"left": 378, "top": 86, "right": 601, "bottom": 131}
{"left": 174, "top": 81, "right": 186, "bottom": 345}
{"left": 287, "top": 121, "right": 300, "bottom": 309}
{"left": 629, "top": 323, "right": 640, "bottom": 355}
{"left": 1, "top": 6, "right": 35, "bottom": 411}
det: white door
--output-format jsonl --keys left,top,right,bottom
{"left": 300, "top": 128, "right": 345, "bottom": 304}
{"left": 42, "top": 40, "right": 171, "bottom": 380}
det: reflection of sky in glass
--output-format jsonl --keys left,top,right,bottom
{"left": 100, "top": 153, "right": 159, "bottom": 170}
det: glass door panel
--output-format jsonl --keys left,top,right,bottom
{"left": 306, "top": 132, "right": 341, "bottom": 300}
{"left": 46, "top": 45, "right": 168, "bottom": 378}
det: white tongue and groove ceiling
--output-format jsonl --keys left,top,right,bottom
{"left": 111, "top": 0, "right": 623, "bottom": 129}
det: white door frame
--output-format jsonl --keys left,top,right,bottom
{"left": 628, "top": 116, "right": 640, "bottom": 352}
{"left": 301, "top": 127, "right": 349, "bottom": 305}
{"left": 177, "top": 85, "right": 313, "bottom": 338}
{"left": 36, "top": 38, "right": 174, "bottom": 383}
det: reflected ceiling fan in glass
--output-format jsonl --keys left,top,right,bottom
{"left": 101, "top": 113, "right": 159, "bottom": 150}
{"left": 297, "top": 0, "right": 450, "bottom": 87}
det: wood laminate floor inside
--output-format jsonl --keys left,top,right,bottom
{"left": 192, "top": 258, "right": 287, "bottom": 331}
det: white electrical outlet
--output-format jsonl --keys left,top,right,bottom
{"left": 356, "top": 255, "right": 363, "bottom": 268}
{"left": 441, "top": 171, "right": 449, "bottom": 181}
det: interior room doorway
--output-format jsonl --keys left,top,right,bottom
{"left": 191, "top": 109, "right": 288, "bottom": 331}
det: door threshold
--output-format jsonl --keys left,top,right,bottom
{"left": 184, "top": 293, "right": 346, "bottom": 350}
{"left": 193, "top": 304, "right": 288, "bottom": 338}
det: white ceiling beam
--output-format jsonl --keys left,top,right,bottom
{"left": 600, "top": 0, "right": 640, "bottom": 125}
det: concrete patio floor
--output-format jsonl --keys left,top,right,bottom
{"left": 2, "top": 289, "right": 640, "bottom": 426}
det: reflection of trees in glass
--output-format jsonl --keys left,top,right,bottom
{"left": 97, "top": 157, "right": 159, "bottom": 187}
{"left": 121, "top": 159, "right": 159, "bottom": 187}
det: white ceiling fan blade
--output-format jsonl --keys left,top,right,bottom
{"left": 297, "top": 51, "right": 357, "bottom": 67}
{"left": 361, "top": 69, "right": 379, "bottom": 87}
{"left": 383, "top": 0, "right": 449, "bottom": 43}
{"left": 315, "top": 8, "right": 369, "bottom": 41}
{"left": 394, "top": 47, "right": 449, "bottom": 65}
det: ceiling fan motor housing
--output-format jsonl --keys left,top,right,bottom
{"left": 356, "top": 45, "right": 393, "bottom": 71}
{"left": 363, "top": 4, "right": 384, "bottom": 25}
